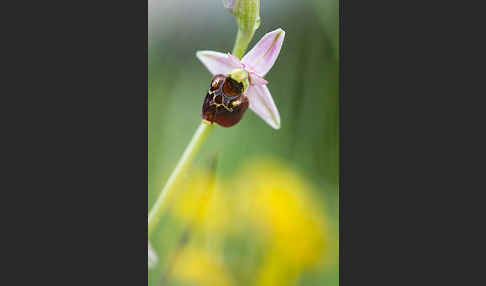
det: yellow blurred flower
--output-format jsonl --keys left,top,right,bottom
{"left": 165, "top": 158, "right": 332, "bottom": 286}
{"left": 236, "top": 159, "right": 330, "bottom": 285}
{"left": 171, "top": 246, "right": 235, "bottom": 286}
{"left": 170, "top": 169, "right": 231, "bottom": 233}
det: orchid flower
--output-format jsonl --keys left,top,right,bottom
{"left": 196, "top": 28, "right": 285, "bottom": 129}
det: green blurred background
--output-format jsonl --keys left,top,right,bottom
{"left": 149, "top": 0, "right": 338, "bottom": 285}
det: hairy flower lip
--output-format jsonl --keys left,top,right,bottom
{"left": 196, "top": 28, "right": 285, "bottom": 129}
{"left": 201, "top": 74, "right": 249, "bottom": 127}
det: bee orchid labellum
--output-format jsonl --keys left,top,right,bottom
{"left": 201, "top": 74, "right": 249, "bottom": 127}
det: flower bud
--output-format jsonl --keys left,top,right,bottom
{"left": 230, "top": 0, "right": 260, "bottom": 33}
{"left": 224, "top": 0, "right": 261, "bottom": 58}
{"left": 201, "top": 74, "right": 249, "bottom": 127}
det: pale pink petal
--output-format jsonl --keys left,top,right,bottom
{"left": 249, "top": 72, "right": 268, "bottom": 85}
{"left": 227, "top": 53, "right": 242, "bottom": 67}
{"left": 223, "top": 0, "right": 236, "bottom": 11}
{"left": 246, "top": 84, "right": 280, "bottom": 129}
{"left": 241, "top": 28, "right": 285, "bottom": 77}
{"left": 196, "top": 51, "right": 242, "bottom": 75}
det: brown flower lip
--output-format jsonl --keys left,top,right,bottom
{"left": 201, "top": 74, "right": 249, "bottom": 127}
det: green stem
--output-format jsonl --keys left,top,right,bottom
{"left": 148, "top": 121, "right": 214, "bottom": 238}
{"left": 232, "top": 28, "right": 253, "bottom": 59}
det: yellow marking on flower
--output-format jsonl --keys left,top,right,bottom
{"left": 228, "top": 68, "right": 249, "bottom": 91}
{"left": 228, "top": 68, "right": 246, "bottom": 82}
{"left": 202, "top": 119, "right": 213, "bottom": 125}
{"left": 212, "top": 79, "right": 220, "bottom": 88}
